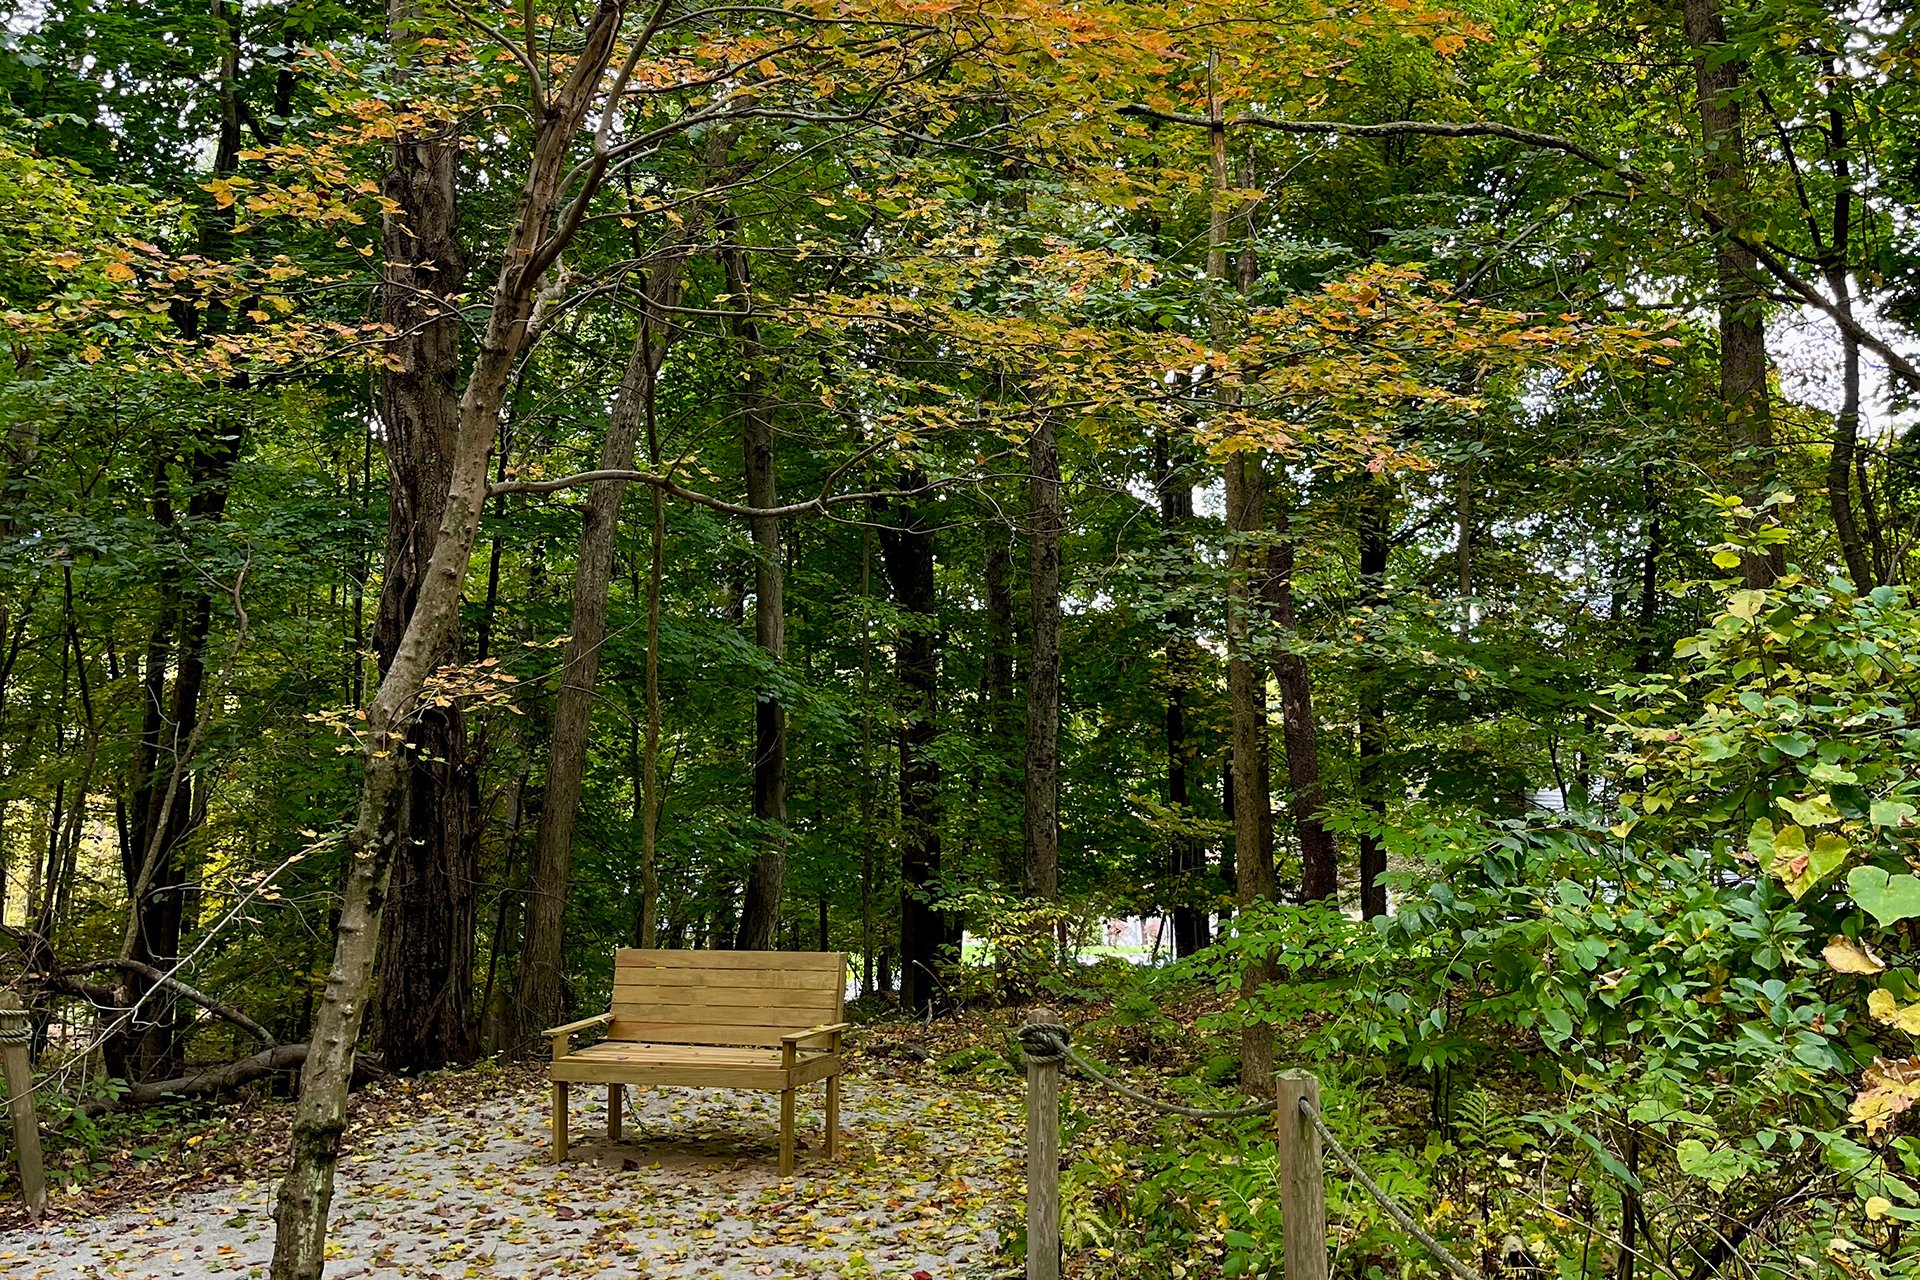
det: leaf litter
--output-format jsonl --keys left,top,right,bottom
{"left": 4, "top": 1070, "right": 1020, "bottom": 1279}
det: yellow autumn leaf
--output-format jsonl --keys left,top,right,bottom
{"left": 1870, "top": 988, "right": 1920, "bottom": 1034}
{"left": 1825, "top": 936, "right": 1886, "bottom": 975}
{"left": 1868, "top": 1196, "right": 1894, "bottom": 1220}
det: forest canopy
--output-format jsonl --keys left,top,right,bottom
{"left": 5, "top": 0, "right": 1920, "bottom": 1273}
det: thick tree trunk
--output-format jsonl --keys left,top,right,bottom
{"left": 1022, "top": 415, "right": 1062, "bottom": 902}
{"left": 369, "top": 54, "right": 477, "bottom": 1073}
{"left": 1356, "top": 489, "right": 1389, "bottom": 920}
{"left": 269, "top": 8, "right": 627, "bottom": 1273}
{"left": 726, "top": 237, "right": 789, "bottom": 952}
{"left": 1680, "top": 0, "right": 1779, "bottom": 588}
{"left": 880, "top": 485, "right": 949, "bottom": 1014}
{"left": 1156, "top": 427, "right": 1208, "bottom": 957}
{"left": 513, "top": 265, "right": 681, "bottom": 1047}
{"left": 1263, "top": 504, "right": 1336, "bottom": 902}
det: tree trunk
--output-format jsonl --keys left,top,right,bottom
{"left": 369, "top": 44, "right": 477, "bottom": 1073}
{"left": 1263, "top": 503, "right": 1336, "bottom": 902}
{"left": 1209, "top": 82, "right": 1274, "bottom": 1089}
{"left": 1226, "top": 452, "right": 1276, "bottom": 1089}
{"left": 270, "top": 8, "right": 628, "bottom": 1272}
{"left": 512, "top": 263, "right": 682, "bottom": 1048}
{"left": 1022, "top": 415, "right": 1062, "bottom": 902}
{"left": 726, "top": 236, "right": 789, "bottom": 952}
{"left": 983, "top": 533, "right": 1018, "bottom": 883}
{"left": 1357, "top": 489, "right": 1389, "bottom": 920}
{"left": 1680, "top": 0, "right": 1779, "bottom": 588}
{"left": 1156, "top": 426, "right": 1208, "bottom": 957}
{"left": 879, "top": 483, "right": 949, "bottom": 1014}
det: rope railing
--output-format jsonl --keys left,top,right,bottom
{"left": 1300, "top": 1096, "right": 1484, "bottom": 1280}
{"left": 1018, "top": 1012, "right": 1488, "bottom": 1280}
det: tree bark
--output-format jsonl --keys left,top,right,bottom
{"left": 726, "top": 232, "right": 789, "bottom": 952}
{"left": 879, "top": 483, "right": 949, "bottom": 1014}
{"left": 1022, "top": 415, "right": 1062, "bottom": 902}
{"left": 1680, "top": 0, "right": 1779, "bottom": 588}
{"left": 1156, "top": 426, "right": 1208, "bottom": 957}
{"left": 983, "top": 533, "right": 1018, "bottom": 883}
{"left": 270, "top": 8, "right": 628, "bottom": 1273}
{"left": 512, "top": 262, "right": 683, "bottom": 1048}
{"left": 1263, "top": 503, "right": 1336, "bottom": 902}
{"left": 368, "top": 20, "right": 477, "bottom": 1073}
{"left": 1356, "top": 488, "right": 1389, "bottom": 920}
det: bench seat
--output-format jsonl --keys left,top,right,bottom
{"left": 545, "top": 949, "right": 848, "bottom": 1175}
{"left": 552, "top": 1041, "right": 841, "bottom": 1091}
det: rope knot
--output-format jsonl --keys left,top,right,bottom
{"left": 1018, "top": 1020, "right": 1070, "bottom": 1066}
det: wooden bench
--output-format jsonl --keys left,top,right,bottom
{"left": 544, "top": 948, "right": 849, "bottom": 1176}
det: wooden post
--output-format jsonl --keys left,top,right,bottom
{"left": 1025, "top": 1005, "right": 1061, "bottom": 1280}
{"left": 607, "top": 1083, "right": 622, "bottom": 1142}
{"left": 0, "top": 991, "right": 46, "bottom": 1219}
{"left": 1275, "top": 1069, "right": 1328, "bottom": 1280}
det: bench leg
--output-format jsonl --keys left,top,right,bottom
{"left": 608, "top": 1083, "right": 623, "bottom": 1142}
{"left": 553, "top": 1080, "right": 569, "bottom": 1163}
{"left": 825, "top": 1074, "right": 840, "bottom": 1160}
{"left": 779, "top": 1087, "right": 795, "bottom": 1177}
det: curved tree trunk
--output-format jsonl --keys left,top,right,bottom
{"left": 270, "top": 7, "right": 629, "bottom": 1272}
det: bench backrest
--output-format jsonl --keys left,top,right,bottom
{"left": 609, "top": 949, "right": 846, "bottom": 1047}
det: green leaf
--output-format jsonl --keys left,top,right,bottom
{"left": 1872, "top": 800, "right": 1916, "bottom": 829}
{"left": 1676, "top": 1139, "right": 1747, "bottom": 1192}
{"left": 1847, "top": 866, "right": 1920, "bottom": 926}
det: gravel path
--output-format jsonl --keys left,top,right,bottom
{"left": 3, "top": 1078, "right": 1019, "bottom": 1279}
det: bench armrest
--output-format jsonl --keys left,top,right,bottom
{"left": 544, "top": 1011, "right": 612, "bottom": 1047}
{"left": 780, "top": 1021, "right": 851, "bottom": 1049}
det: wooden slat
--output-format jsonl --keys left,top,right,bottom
{"left": 552, "top": 1042, "right": 842, "bottom": 1090}
{"left": 609, "top": 1003, "right": 834, "bottom": 1030}
{"left": 611, "top": 983, "right": 841, "bottom": 1013}
{"left": 554, "top": 1059, "right": 791, "bottom": 1090}
{"left": 574, "top": 1044, "right": 784, "bottom": 1066}
{"left": 608, "top": 1019, "right": 794, "bottom": 1046}
{"left": 608, "top": 966, "right": 842, "bottom": 991}
{"left": 614, "top": 948, "right": 845, "bottom": 973}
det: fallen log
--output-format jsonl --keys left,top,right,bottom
{"left": 72, "top": 1045, "right": 387, "bottom": 1116}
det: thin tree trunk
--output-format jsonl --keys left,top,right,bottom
{"left": 512, "top": 262, "right": 683, "bottom": 1048}
{"left": 879, "top": 482, "right": 948, "bottom": 1014}
{"left": 725, "top": 235, "right": 789, "bottom": 952}
{"left": 1680, "top": 0, "right": 1779, "bottom": 588}
{"left": 1156, "top": 425, "right": 1208, "bottom": 957}
{"left": 270, "top": 9, "right": 629, "bottom": 1272}
{"left": 1357, "top": 489, "right": 1389, "bottom": 920}
{"left": 983, "top": 533, "right": 1018, "bottom": 883}
{"left": 1022, "top": 415, "right": 1062, "bottom": 902}
{"left": 1263, "top": 503, "right": 1335, "bottom": 901}
{"left": 1209, "top": 76, "right": 1275, "bottom": 1089}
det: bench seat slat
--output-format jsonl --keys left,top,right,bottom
{"left": 615, "top": 948, "right": 844, "bottom": 972}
